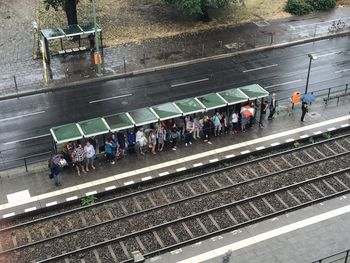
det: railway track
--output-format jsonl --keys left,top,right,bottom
{"left": 1, "top": 131, "right": 350, "bottom": 263}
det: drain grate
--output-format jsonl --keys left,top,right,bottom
{"left": 225, "top": 43, "right": 239, "bottom": 49}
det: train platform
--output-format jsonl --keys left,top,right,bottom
{"left": 148, "top": 192, "right": 350, "bottom": 263}
{"left": 0, "top": 98, "right": 349, "bottom": 219}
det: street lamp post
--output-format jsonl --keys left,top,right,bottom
{"left": 92, "top": 0, "right": 102, "bottom": 76}
{"left": 305, "top": 53, "right": 317, "bottom": 94}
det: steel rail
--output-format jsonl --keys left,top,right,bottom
{"left": 2, "top": 131, "right": 349, "bottom": 233}
{"left": 2, "top": 148, "right": 349, "bottom": 255}
{"left": 31, "top": 167, "right": 350, "bottom": 262}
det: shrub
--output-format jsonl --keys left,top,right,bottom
{"left": 308, "top": 0, "right": 337, "bottom": 10}
{"left": 285, "top": 0, "right": 314, "bottom": 15}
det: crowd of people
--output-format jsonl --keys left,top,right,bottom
{"left": 49, "top": 92, "right": 316, "bottom": 187}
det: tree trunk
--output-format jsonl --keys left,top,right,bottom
{"left": 64, "top": 0, "right": 78, "bottom": 25}
{"left": 200, "top": 3, "right": 211, "bottom": 22}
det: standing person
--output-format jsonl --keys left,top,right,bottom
{"left": 105, "top": 139, "right": 115, "bottom": 164}
{"left": 301, "top": 102, "right": 309, "bottom": 122}
{"left": 213, "top": 112, "right": 222, "bottom": 136}
{"left": 221, "top": 113, "right": 228, "bottom": 133}
{"left": 259, "top": 100, "right": 269, "bottom": 128}
{"left": 170, "top": 124, "right": 179, "bottom": 151}
{"left": 136, "top": 128, "right": 147, "bottom": 155}
{"left": 185, "top": 117, "right": 194, "bottom": 146}
{"left": 150, "top": 130, "right": 157, "bottom": 154}
{"left": 111, "top": 134, "right": 118, "bottom": 156}
{"left": 71, "top": 143, "right": 86, "bottom": 176}
{"left": 127, "top": 130, "right": 136, "bottom": 154}
{"left": 203, "top": 116, "right": 212, "bottom": 144}
{"left": 157, "top": 126, "right": 165, "bottom": 151}
{"left": 49, "top": 153, "right": 65, "bottom": 187}
{"left": 231, "top": 111, "right": 239, "bottom": 135}
{"left": 117, "top": 131, "right": 127, "bottom": 156}
{"left": 174, "top": 117, "right": 185, "bottom": 140}
{"left": 84, "top": 141, "right": 96, "bottom": 171}
{"left": 241, "top": 115, "right": 248, "bottom": 132}
{"left": 268, "top": 93, "right": 277, "bottom": 120}
{"left": 193, "top": 117, "right": 201, "bottom": 140}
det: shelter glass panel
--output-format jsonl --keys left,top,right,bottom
{"left": 174, "top": 98, "right": 205, "bottom": 115}
{"left": 104, "top": 113, "right": 134, "bottom": 132}
{"left": 78, "top": 118, "right": 109, "bottom": 137}
{"left": 239, "top": 84, "right": 269, "bottom": 99}
{"left": 152, "top": 103, "right": 182, "bottom": 121}
{"left": 128, "top": 108, "right": 158, "bottom": 126}
{"left": 196, "top": 93, "right": 227, "bottom": 110}
{"left": 41, "top": 28, "right": 65, "bottom": 40}
{"left": 80, "top": 22, "right": 102, "bottom": 33}
{"left": 219, "top": 89, "right": 249, "bottom": 105}
{"left": 61, "top": 24, "right": 83, "bottom": 37}
{"left": 51, "top": 123, "right": 83, "bottom": 144}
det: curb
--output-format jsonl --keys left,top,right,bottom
{"left": 1, "top": 31, "right": 349, "bottom": 101}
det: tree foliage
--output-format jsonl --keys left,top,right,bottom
{"left": 44, "top": 0, "right": 79, "bottom": 25}
{"left": 164, "top": 0, "right": 243, "bottom": 21}
{"left": 285, "top": 0, "right": 336, "bottom": 15}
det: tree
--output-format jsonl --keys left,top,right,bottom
{"left": 164, "top": 0, "right": 243, "bottom": 21}
{"left": 44, "top": 0, "right": 79, "bottom": 25}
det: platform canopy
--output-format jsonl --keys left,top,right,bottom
{"left": 218, "top": 88, "right": 250, "bottom": 105}
{"left": 174, "top": 98, "right": 206, "bottom": 115}
{"left": 50, "top": 123, "right": 83, "bottom": 144}
{"left": 41, "top": 22, "right": 102, "bottom": 41}
{"left": 196, "top": 93, "right": 227, "bottom": 111}
{"left": 104, "top": 113, "right": 134, "bottom": 132}
{"left": 239, "top": 84, "right": 269, "bottom": 99}
{"left": 78, "top": 118, "right": 109, "bottom": 137}
{"left": 50, "top": 83, "right": 269, "bottom": 145}
{"left": 128, "top": 107, "right": 159, "bottom": 126}
{"left": 151, "top": 102, "right": 183, "bottom": 121}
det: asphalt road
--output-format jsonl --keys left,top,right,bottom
{"left": 0, "top": 36, "right": 349, "bottom": 167}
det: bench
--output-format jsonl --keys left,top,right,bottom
{"left": 57, "top": 46, "right": 87, "bottom": 55}
{"left": 323, "top": 92, "right": 350, "bottom": 105}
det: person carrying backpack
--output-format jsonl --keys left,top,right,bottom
{"left": 49, "top": 153, "right": 66, "bottom": 187}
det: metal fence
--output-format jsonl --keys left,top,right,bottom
{"left": 312, "top": 249, "right": 349, "bottom": 263}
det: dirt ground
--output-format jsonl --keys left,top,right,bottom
{"left": 37, "top": 0, "right": 349, "bottom": 47}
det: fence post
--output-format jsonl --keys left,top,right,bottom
{"left": 202, "top": 44, "right": 205, "bottom": 57}
{"left": 13, "top": 76, "right": 18, "bottom": 94}
{"left": 313, "top": 24, "right": 318, "bottom": 38}
{"left": 327, "top": 88, "right": 331, "bottom": 101}
{"left": 123, "top": 56, "right": 126, "bottom": 73}
{"left": 24, "top": 158, "right": 28, "bottom": 172}
{"left": 345, "top": 83, "right": 348, "bottom": 94}
{"left": 344, "top": 250, "right": 349, "bottom": 263}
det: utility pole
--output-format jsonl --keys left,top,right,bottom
{"left": 305, "top": 54, "right": 317, "bottom": 94}
{"left": 92, "top": 0, "right": 102, "bottom": 76}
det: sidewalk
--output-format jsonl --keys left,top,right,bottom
{"left": 0, "top": 98, "right": 349, "bottom": 218}
{"left": 0, "top": 6, "right": 349, "bottom": 97}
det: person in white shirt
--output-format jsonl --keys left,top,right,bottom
{"left": 231, "top": 111, "right": 239, "bottom": 135}
{"left": 84, "top": 141, "right": 96, "bottom": 171}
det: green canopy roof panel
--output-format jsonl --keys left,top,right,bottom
{"left": 128, "top": 107, "right": 158, "bottom": 126}
{"left": 218, "top": 89, "right": 249, "bottom": 105}
{"left": 104, "top": 113, "right": 134, "bottom": 132}
{"left": 196, "top": 93, "right": 227, "bottom": 111}
{"left": 61, "top": 24, "right": 83, "bottom": 37}
{"left": 80, "top": 22, "right": 102, "bottom": 33}
{"left": 152, "top": 103, "right": 183, "bottom": 121}
{"left": 41, "top": 28, "right": 65, "bottom": 40}
{"left": 174, "top": 98, "right": 205, "bottom": 115}
{"left": 239, "top": 84, "right": 269, "bottom": 99}
{"left": 50, "top": 123, "right": 83, "bottom": 144}
{"left": 78, "top": 118, "right": 109, "bottom": 137}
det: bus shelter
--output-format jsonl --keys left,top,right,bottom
{"left": 40, "top": 22, "right": 103, "bottom": 63}
{"left": 50, "top": 84, "right": 269, "bottom": 149}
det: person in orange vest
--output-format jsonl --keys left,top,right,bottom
{"left": 290, "top": 91, "right": 301, "bottom": 110}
